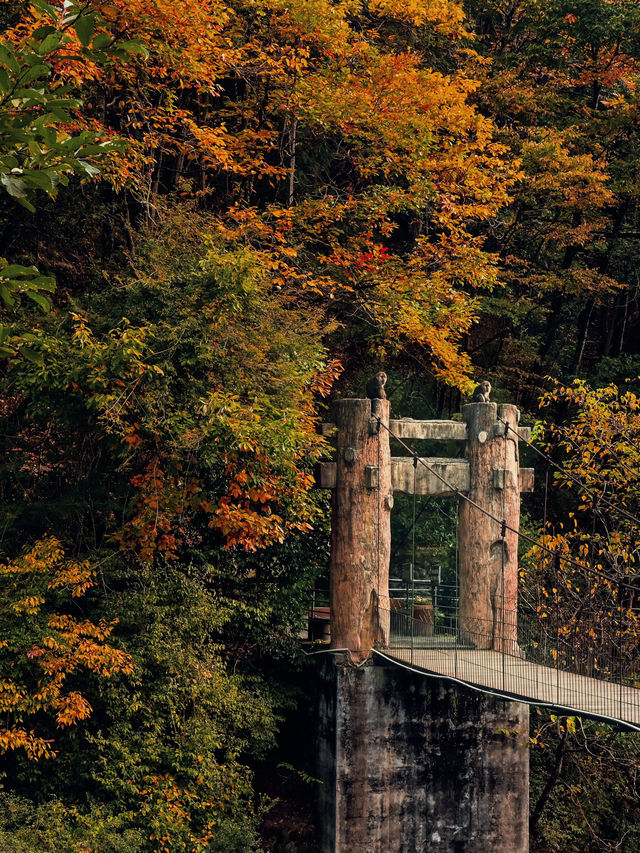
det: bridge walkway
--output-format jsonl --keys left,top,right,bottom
{"left": 379, "top": 644, "right": 640, "bottom": 730}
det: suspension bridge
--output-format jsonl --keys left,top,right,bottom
{"left": 315, "top": 394, "right": 640, "bottom": 731}
{"left": 379, "top": 607, "right": 640, "bottom": 729}
{"left": 314, "top": 387, "right": 640, "bottom": 853}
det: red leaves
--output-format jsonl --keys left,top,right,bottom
{"left": 356, "top": 245, "right": 390, "bottom": 270}
{"left": 122, "top": 461, "right": 201, "bottom": 561}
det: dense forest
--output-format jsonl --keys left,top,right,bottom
{"left": 0, "top": 0, "right": 640, "bottom": 850}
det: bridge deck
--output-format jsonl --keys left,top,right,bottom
{"left": 384, "top": 646, "right": 640, "bottom": 729}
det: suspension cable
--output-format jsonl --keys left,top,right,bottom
{"left": 497, "top": 416, "right": 640, "bottom": 528}
{"left": 376, "top": 416, "right": 640, "bottom": 595}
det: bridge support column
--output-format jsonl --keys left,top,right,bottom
{"left": 459, "top": 402, "right": 521, "bottom": 652}
{"left": 329, "top": 397, "right": 392, "bottom": 660}
{"left": 317, "top": 657, "right": 529, "bottom": 853}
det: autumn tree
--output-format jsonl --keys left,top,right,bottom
{"left": 0, "top": 0, "right": 575, "bottom": 848}
{"left": 467, "top": 0, "right": 640, "bottom": 397}
{"left": 521, "top": 379, "right": 640, "bottom": 677}
{"left": 519, "top": 379, "right": 640, "bottom": 851}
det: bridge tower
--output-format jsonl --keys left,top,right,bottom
{"left": 316, "top": 391, "right": 533, "bottom": 853}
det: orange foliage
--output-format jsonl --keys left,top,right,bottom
{"left": 12, "top": 0, "right": 518, "bottom": 388}
{"left": 0, "top": 539, "right": 133, "bottom": 759}
{"left": 118, "top": 461, "right": 202, "bottom": 560}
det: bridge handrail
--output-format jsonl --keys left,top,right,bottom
{"left": 381, "top": 604, "right": 640, "bottom": 687}
{"left": 377, "top": 605, "right": 640, "bottom": 729}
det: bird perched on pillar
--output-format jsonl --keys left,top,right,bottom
{"left": 472, "top": 380, "right": 491, "bottom": 402}
{"left": 366, "top": 371, "right": 387, "bottom": 400}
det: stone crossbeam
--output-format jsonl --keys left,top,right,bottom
{"left": 389, "top": 419, "right": 467, "bottom": 441}
{"left": 317, "top": 460, "right": 535, "bottom": 496}
{"left": 322, "top": 420, "right": 532, "bottom": 443}
{"left": 392, "top": 457, "right": 469, "bottom": 496}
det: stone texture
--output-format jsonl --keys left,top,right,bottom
{"left": 458, "top": 403, "right": 521, "bottom": 652}
{"left": 320, "top": 458, "right": 533, "bottom": 498}
{"left": 330, "top": 399, "right": 392, "bottom": 659}
{"left": 318, "top": 461, "right": 337, "bottom": 489}
{"left": 519, "top": 468, "right": 535, "bottom": 493}
{"left": 317, "top": 657, "right": 529, "bottom": 853}
{"left": 389, "top": 418, "right": 468, "bottom": 441}
{"left": 392, "top": 457, "right": 470, "bottom": 496}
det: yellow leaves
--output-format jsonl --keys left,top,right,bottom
{"left": 0, "top": 539, "right": 133, "bottom": 758}
{"left": 311, "top": 357, "right": 343, "bottom": 397}
{"left": 540, "top": 379, "right": 640, "bottom": 509}
{"left": 529, "top": 269, "right": 623, "bottom": 300}
{"left": 0, "top": 728, "right": 56, "bottom": 761}
{"left": 519, "top": 131, "right": 614, "bottom": 249}
{"left": 370, "top": 0, "right": 465, "bottom": 32}
{"left": 70, "top": 312, "right": 92, "bottom": 347}
{"left": 11, "top": 595, "right": 45, "bottom": 615}
{"left": 53, "top": 692, "right": 92, "bottom": 727}
{"left": 47, "top": 557, "right": 95, "bottom": 597}
{"left": 0, "top": 539, "right": 63, "bottom": 582}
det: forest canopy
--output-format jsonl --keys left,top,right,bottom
{"left": 0, "top": 0, "right": 639, "bottom": 850}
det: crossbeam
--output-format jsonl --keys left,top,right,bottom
{"left": 389, "top": 419, "right": 532, "bottom": 442}
{"left": 317, "top": 460, "right": 535, "bottom": 496}
{"left": 392, "top": 457, "right": 469, "bottom": 496}
{"left": 322, "top": 420, "right": 532, "bottom": 442}
{"left": 389, "top": 419, "right": 467, "bottom": 441}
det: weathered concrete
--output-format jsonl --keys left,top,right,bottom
{"left": 330, "top": 399, "right": 392, "bottom": 659}
{"left": 322, "top": 420, "right": 530, "bottom": 443}
{"left": 317, "top": 460, "right": 337, "bottom": 489}
{"left": 317, "top": 657, "right": 529, "bottom": 853}
{"left": 320, "top": 459, "right": 535, "bottom": 497}
{"left": 459, "top": 403, "right": 521, "bottom": 652}
{"left": 519, "top": 468, "right": 535, "bottom": 493}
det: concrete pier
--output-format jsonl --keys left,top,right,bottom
{"left": 317, "top": 656, "right": 529, "bottom": 853}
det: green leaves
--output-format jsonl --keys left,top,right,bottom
{"left": 0, "top": 258, "right": 53, "bottom": 358}
{"left": 0, "top": 257, "right": 54, "bottom": 313}
{"left": 0, "top": 0, "right": 143, "bottom": 214}
{"left": 74, "top": 13, "right": 98, "bottom": 49}
{"left": 0, "top": 0, "right": 145, "bottom": 358}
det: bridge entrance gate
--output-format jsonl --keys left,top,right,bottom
{"left": 315, "top": 393, "right": 534, "bottom": 853}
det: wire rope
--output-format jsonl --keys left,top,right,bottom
{"left": 497, "top": 416, "right": 640, "bottom": 528}
{"left": 376, "top": 416, "right": 640, "bottom": 595}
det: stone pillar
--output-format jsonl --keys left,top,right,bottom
{"left": 330, "top": 398, "right": 392, "bottom": 660}
{"left": 317, "top": 657, "right": 529, "bottom": 853}
{"left": 458, "top": 402, "right": 521, "bottom": 652}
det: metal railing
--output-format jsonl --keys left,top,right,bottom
{"left": 303, "top": 585, "right": 640, "bottom": 726}
{"left": 379, "top": 605, "right": 640, "bottom": 729}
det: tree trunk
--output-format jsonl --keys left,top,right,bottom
{"left": 288, "top": 117, "right": 297, "bottom": 208}
{"left": 530, "top": 726, "right": 568, "bottom": 838}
